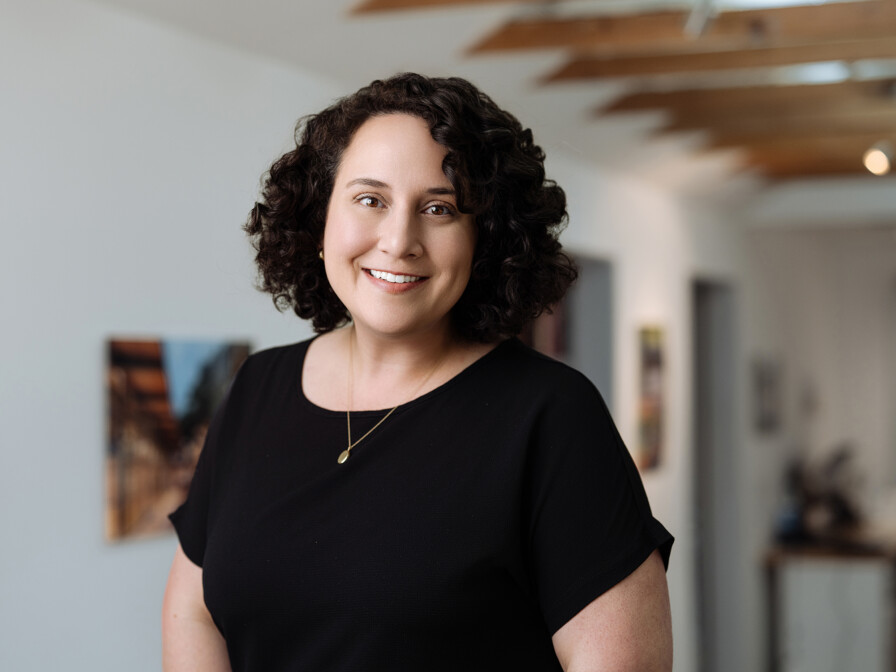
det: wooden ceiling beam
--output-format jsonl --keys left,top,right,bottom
{"left": 470, "top": 1, "right": 896, "bottom": 55}
{"left": 600, "top": 79, "right": 896, "bottom": 115}
{"left": 662, "top": 105, "right": 896, "bottom": 138}
{"left": 741, "top": 139, "right": 895, "bottom": 177}
{"left": 352, "top": 0, "right": 535, "bottom": 12}
{"left": 748, "top": 157, "right": 879, "bottom": 178}
{"left": 544, "top": 37, "right": 896, "bottom": 81}
{"left": 689, "top": 144, "right": 888, "bottom": 178}
{"left": 709, "top": 130, "right": 896, "bottom": 154}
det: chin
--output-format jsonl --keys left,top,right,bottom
{"left": 353, "top": 314, "right": 453, "bottom": 341}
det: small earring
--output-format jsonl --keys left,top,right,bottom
{"left": 318, "top": 249, "right": 324, "bottom": 260}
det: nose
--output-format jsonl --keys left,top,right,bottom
{"left": 377, "top": 205, "right": 423, "bottom": 258}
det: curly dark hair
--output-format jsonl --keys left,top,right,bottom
{"left": 245, "top": 72, "right": 577, "bottom": 342}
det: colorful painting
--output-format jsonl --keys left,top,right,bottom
{"left": 105, "top": 338, "right": 249, "bottom": 541}
{"left": 638, "top": 326, "right": 664, "bottom": 470}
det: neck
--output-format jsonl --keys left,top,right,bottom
{"left": 345, "top": 324, "right": 460, "bottom": 411}
{"left": 350, "top": 323, "right": 457, "bottom": 372}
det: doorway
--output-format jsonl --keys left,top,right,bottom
{"left": 693, "top": 279, "right": 740, "bottom": 672}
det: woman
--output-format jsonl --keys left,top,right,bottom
{"left": 163, "top": 73, "right": 673, "bottom": 671}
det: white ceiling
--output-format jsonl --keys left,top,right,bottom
{"left": 88, "top": 0, "right": 896, "bottom": 226}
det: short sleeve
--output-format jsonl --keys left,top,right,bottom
{"left": 168, "top": 383, "right": 232, "bottom": 568}
{"left": 524, "top": 378, "right": 673, "bottom": 634}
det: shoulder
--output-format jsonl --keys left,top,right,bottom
{"left": 229, "top": 338, "right": 313, "bottom": 395}
{"left": 204, "top": 338, "right": 313, "bottom": 439}
{"left": 481, "top": 340, "right": 624, "bottom": 462}
{"left": 488, "top": 339, "right": 604, "bottom": 407}
{"left": 240, "top": 338, "right": 311, "bottom": 372}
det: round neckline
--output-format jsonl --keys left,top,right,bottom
{"left": 296, "top": 337, "right": 514, "bottom": 418}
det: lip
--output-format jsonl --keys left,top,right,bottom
{"left": 363, "top": 267, "right": 429, "bottom": 294}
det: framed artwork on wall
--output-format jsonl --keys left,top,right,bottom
{"left": 638, "top": 326, "right": 664, "bottom": 471}
{"left": 752, "top": 356, "right": 782, "bottom": 434}
{"left": 105, "top": 337, "right": 249, "bottom": 541}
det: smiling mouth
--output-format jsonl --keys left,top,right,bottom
{"left": 366, "top": 269, "right": 426, "bottom": 284}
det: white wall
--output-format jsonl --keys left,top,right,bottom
{"left": 736, "top": 225, "right": 896, "bottom": 672}
{"left": 0, "top": 1, "right": 340, "bottom": 669}
{"left": 749, "top": 179, "right": 896, "bottom": 228}
{"left": 1, "top": 2, "right": 764, "bottom": 670}
{"left": 747, "top": 228, "right": 896, "bottom": 516}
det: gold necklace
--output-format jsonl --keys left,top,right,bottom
{"left": 337, "top": 330, "right": 447, "bottom": 465}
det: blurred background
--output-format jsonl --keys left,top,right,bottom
{"left": 2, "top": 0, "right": 895, "bottom": 669}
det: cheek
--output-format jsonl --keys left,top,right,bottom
{"left": 444, "top": 239, "right": 476, "bottom": 294}
{"left": 323, "top": 210, "right": 362, "bottom": 257}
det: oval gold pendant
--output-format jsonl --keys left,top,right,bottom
{"left": 337, "top": 450, "right": 350, "bottom": 464}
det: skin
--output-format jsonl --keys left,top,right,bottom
{"left": 306, "top": 113, "right": 494, "bottom": 411}
{"left": 162, "top": 113, "right": 673, "bottom": 671}
{"left": 162, "top": 546, "right": 231, "bottom": 672}
{"left": 162, "top": 547, "right": 672, "bottom": 672}
{"left": 322, "top": 114, "right": 477, "bottom": 347}
{"left": 308, "top": 113, "right": 490, "bottom": 411}
{"left": 552, "top": 550, "right": 673, "bottom": 671}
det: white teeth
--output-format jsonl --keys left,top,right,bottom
{"left": 369, "top": 269, "right": 422, "bottom": 284}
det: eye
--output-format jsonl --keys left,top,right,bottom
{"left": 357, "top": 195, "right": 383, "bottom": 209}
{"left": 424, "top": 203, "right": 456, "bottom": 217}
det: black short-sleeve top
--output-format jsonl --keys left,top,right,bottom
{"left": 169, "top": 337, "right": 673, "bottom": 671}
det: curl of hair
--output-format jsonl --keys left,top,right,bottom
{"left": 244, "top": 72, "right": 577, "bottom": 342}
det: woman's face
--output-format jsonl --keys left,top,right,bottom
{"left": 322, "top": 114, "right": 476, "bottom": 342}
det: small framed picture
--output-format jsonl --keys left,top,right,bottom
{"left": 752, "top": 356, "right": 782, "bottom": 434}
{"left": 638, "top": 326, "right": 664, "bottom": 471}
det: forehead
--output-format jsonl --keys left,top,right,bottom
{"left": 335, "top": 114, "right": 450, "bottom": 185}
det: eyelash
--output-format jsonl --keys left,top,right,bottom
{"left": 424, "top": 203, "right": 456, "bottom": 217}
{"left": 355, "top": 195, "right": 456, "bottom": 217}
{"left": 357, "top": 195, "right": 384, "bottom": 209}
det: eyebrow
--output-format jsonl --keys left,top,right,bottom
{"left": 345, "top": 177, "right": 456, "bottom": 196}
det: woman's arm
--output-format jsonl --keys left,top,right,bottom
{"left": 551, "top": 549, "right": 672, "bottom": 672}
{"left": 162, "top": 544, "right": 232, "bottom": 672}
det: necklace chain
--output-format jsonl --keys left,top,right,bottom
{"left": 345, "top": 406, "right": 398, "bottom": 455}
{"left": 337, "top": 328, "right": 447, "bottom": 465}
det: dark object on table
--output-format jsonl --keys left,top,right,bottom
{"left": 774, "top": 444, "right": 863, "bottom": 546}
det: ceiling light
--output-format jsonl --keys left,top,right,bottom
{"left": 863, "top": 142, "right": 892, "bottom": 176}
